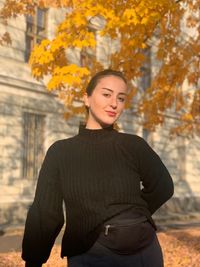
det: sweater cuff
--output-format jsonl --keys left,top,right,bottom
{"left": 25, "top": 261, "right": 43, "bottom": 267}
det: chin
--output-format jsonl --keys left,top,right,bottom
{"left": 99, "top": 119, "right": 116, "bottom": 128}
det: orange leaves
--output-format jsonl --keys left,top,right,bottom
{"left": 0, "top": 0, "right": 36, "bottom": 20}
{"left": 37, "top": 0, "right": 72, "bottom": 8}
{"left": 29, "top": 39, "right": 53, "bottom": 79}
{"left": 122, "top": 9, "right": 140, "bottom": 26}
{"left": 56, "top": 12, "right": 96, "bottom": 49}
{"left": 47, "top": 65, "right": 90, "bottom": 91}
{"left": 47, "top": 65, "right": 90, "bottom": 117}
{"left": 124, "top": 86, "right": 138, "bottom": 109}
{"left": 158, "top": 228, "right": 200, "bottom": 267}
{"left": 71, "top": 31, "right": 96, "bottom": 49}
{"left": 140, "top": 0, "right": 200, "bottom": 135}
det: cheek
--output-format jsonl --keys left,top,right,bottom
{"left": 89, "top": 100, "right": 101, "bottom": 113}
{"left": 118, "top": 102, "right": 125, "bottom": 112}
{"left": 91, "top": 96, "right": 107, "bottom": 109}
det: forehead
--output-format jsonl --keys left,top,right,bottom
{"left": 96, "top": 75, "right": 127, "bottom": 90}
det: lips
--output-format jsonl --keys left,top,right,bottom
{"left": 106, "top": 111, "right": 117, "bottom": 117}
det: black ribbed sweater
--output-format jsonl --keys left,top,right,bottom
{"left": 22, "top": 124, "right": 174, "bottom": 266}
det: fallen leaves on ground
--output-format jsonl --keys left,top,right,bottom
{"left": 158, "top": 227, "right": 200, "bottom": 267}
{"left": 0, "top": 227, "right": 200, "bottom": 267}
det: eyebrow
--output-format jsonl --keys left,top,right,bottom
{"left": 101, "top": 87, "right": 127, "bottom": 95}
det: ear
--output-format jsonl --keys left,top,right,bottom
{"left": 83, "top": 92, "right": 90, "bottom": 108}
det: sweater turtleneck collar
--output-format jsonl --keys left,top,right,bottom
{"left": 77, "top": 123, "right": 116, "bottom": 143}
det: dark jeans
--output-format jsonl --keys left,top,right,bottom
{"left": 68, "top": 234, "right": 164, "bottom": 267}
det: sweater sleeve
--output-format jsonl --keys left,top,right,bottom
{"left": 22, "top": 142, "right": 64, "bottom": 266}
{"left": 136, "top": 137, "right": 174, "bottom": 215}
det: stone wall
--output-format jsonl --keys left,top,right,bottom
{"left": 0, "top": 75, "right": 81, "bottom": 228}
{"left": 0, "top": 7, "right": 80, "bottom": 229}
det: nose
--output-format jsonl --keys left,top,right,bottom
{"left": 110, "top": 96, "right": 117, "bottom": 109}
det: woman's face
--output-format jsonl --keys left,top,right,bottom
{"left": 84, "top": 75, "right": 128, "bottom": 129}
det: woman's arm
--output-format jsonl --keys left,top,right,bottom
{"left": 137, "top": 137, "right": 174, "bottom": 215}
{"left": 22, "top": 142, "right": 64, "bottom": 266}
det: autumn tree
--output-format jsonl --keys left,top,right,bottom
{"left": 0, "top": 0, "right": 199, "bottom": 135}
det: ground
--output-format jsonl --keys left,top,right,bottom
{"left": 0, "top": 226, "right": 200, "bottom": 267}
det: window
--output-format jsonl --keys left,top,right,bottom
{"left": 80, "top": 28, "right": 96, "bottom": 68}
{"left": 141, "top": 48, "right": 151, "bottom": 140}
{"left": 140, "top": 48, "right": 151, "bottom": 92}
{"left": 25, "top": 8, "right": 47, "bottom": 62}
{"left": 80, "top": 47, "right": 96, "bottom": 68}
{"left": 23, "top": 112, "right": 45, "bottom": 179}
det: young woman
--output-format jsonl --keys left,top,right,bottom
{"left": 22, "top": 69, "right": 174, "bottom": 267}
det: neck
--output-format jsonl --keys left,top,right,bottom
{"left": 77, "top": 122, "right": 116, "bottom": 144}
{"left": 85, "top": 120, "right": 113, "bottom": 130}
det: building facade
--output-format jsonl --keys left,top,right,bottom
{"left": 0, "top": 6, "right": 200, "bottom": 231}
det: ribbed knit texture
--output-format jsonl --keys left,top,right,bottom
{"left": 22, "top": 124, "right": 174, "bottom": 266}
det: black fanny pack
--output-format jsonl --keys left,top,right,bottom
{"left": 98, "top": 210, "right": 155, "bottom": 255}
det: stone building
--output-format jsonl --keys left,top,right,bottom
{"left": 0, "top": 6, "right": 199, "bottom": 231}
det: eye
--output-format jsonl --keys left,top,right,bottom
{"left": 118, "top": 97, "right": 125, "bottom": 102}
{"left": 103, "top": 93, "right": 111, "bottom": 97}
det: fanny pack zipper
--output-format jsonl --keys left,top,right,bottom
{"left": 104, "top": 216, "right": 147, "bottom": 236}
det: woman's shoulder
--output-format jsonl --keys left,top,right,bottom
{"left": 46, "top": 135, "right": 78, "bottom": 154}
{"left": 116, "top": 131, "right": 146, "bottom": 145}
